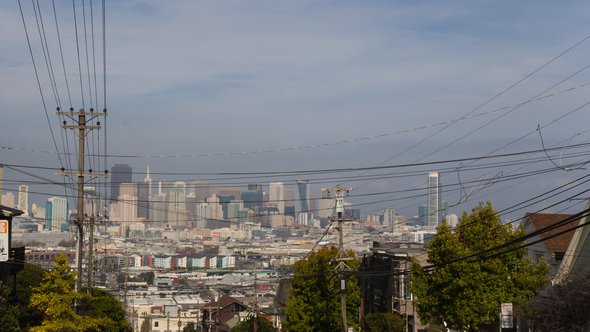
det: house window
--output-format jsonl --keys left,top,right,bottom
{"left": 154, "top": 322, "right": 159, "bottom": 327}
{"left": 554, "top": 252, "right": 565, "bottom": 261}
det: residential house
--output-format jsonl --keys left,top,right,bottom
{"left": 523, "top": 212, "right": 581, "bottom": 277}
{"left": 360, "top": 241, "right": 428, "bottom": 332}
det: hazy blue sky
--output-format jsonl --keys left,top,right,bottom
{"left": 2, "top": 1, "right": 590, "bottom": 220}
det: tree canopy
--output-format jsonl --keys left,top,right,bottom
{"left": 29, "top": 255, "right": 130, "bottom": 332}
{"left": 231, "top": 315, "right": 275, "bottom": 332}
{"left": 410, "top": 202, "right": 549, "bottom": 331}
{"left": 15, "top": 263, "right": 45, "bottom": 329}
{"left": 362, "top": 312, "right": 406, "bottom": 332}
{"left": 284, "top": 246, "right": 360, "bottom": 331}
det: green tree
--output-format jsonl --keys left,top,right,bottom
{"left": 284, "top": 246, "right": 360, "bottom": 331}
{"left": 362, "top": 312, "right": 406, "bottom": 332}
{"left": 182, "top": 322, "right": 198, "bottom": 332}
{"left": 0, "top": 284, "right": 20, "bottom": 332}
{"left": 29, "top": 255, "right": 114, "bottom": 331}
{"left": 0, "top": 263, "right": 48, "bottom": 331}
{"left": 79, "top": 288, "right": 131, "bottom": 331}
{"left": 231, "top": 315, "right": 274, "bottom": 332}
{"left": 138, "top": 271, "right": 155, "bottom": 285}
{"left": 16, "top": 263, "right": 46, "bottom": 330}
{"left": 410, "top": 202, "right": 549, "bottom": 331}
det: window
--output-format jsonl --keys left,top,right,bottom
{"left": 554, "top": 252, "right": 565, "bottom": 261}
{"left": 154, "top": 322, "right": 159, "bottom": 327}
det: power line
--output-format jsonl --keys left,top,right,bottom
{"left": 72, "top": 0, "right": 85, "bottom": 109}
{"left": 349, "top": 33, "right": 590, "bottom": 191}
{"left": 4, "top": 141, "right": 590, "bottom": 178}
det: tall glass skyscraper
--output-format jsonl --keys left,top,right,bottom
{"left": 423, "top": 172, "right": 449, "bottom": 227}
{"left": 46, "top": 197, "right": 68, "bottom": 232}
{"left": 426, "top": 172, "right": 440, "bottom": 227}
{"left": 110, "top": 164, "right": 132, "bottom": 202}
{"left": 168, "top": 182, "right": 186, "bottom": 229}
{"left": 295, "top": 180, "right": 310, "bottom": 217}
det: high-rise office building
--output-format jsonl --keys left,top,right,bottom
{"left": 227, "top": 200, "right": 245, "bottom": 220}
{"left": 284, "top": 189, "right": 295, "bottom": 218}
{"left": 149, "top": 193, "right": 167, "bottom": 226}
{"left": 195, "top": 203, "right": 211, "bottom": 228}
{"left": 168, "top": 182, "right": 187, "bottom": 229}
{"left": 427, "top": 172, "right": 440, "bottom": 227}
{"left": 218, "top": 195, "right": 236, "bottom": 219}
{"left": 110, "top": 164, "right": 132, "bottom": 202}
{"left": 207, "top": 194, "right": 223, "bottom": 220}
{"left": 425, "top": 172, "right": 448, "bottom": 227}
{"left": 117, "top": 183, "right": 138, "bottom": 223}
{"left": 137, "top": 182, "right": 149, "bottom": 220}
{"left": 46, "top": 197, "right": 68, "bottom": 232}
{"left": 193, "top": 181, "right": 210, "bottom": 202}
{"left": 186, "top": 194, "right": 197, "bottom": 220}
{"left": 18, "top": 185, "right": 28, "bottom": 215}
{"left": 144, "top": 166, "right": 152, "bottom": 196}
{"left": 242, "top": 184, "right": 263, "bottom": 212}
{"left": 295, "top": 180, "right": 310, "bottom": 217}
{"left": 416, "top": 204, "right": 427, "bottom": 226}
{"left": 118, "top": 194, "right": 137, "bottom": 223}
{"left": 268, "top": 182, "right": 285, "bottom": 214}
{"left": 119, "top": 182, "right": 137, "bottom": 197}
{"left": 383, "top": 208, "right": 396, "bottom": 228}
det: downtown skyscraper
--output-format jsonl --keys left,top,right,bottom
{"left": 422, "top": 172, "right": 448, "bottom": 227}
{"left": 268, "top": 182, "right": 285, "bottom": 214}
{"left": 110, "top": 164, "right": 132, "bottom": 202}
{"left": 18, "top": 185, "right": 28, "bottom": 215}
{"left": 295, "top": 180, "right": 311, "bottom": 218}
{"left": 46, "top": 197, "right": 68, "bottom": 232}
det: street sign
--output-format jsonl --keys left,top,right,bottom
{"left": 501, "top": 303, "right": 513, "bottom": 316}
{"left": 501, "top": 303, "right": 513, "bottom": 328}
{"left": 0, "top": 220, "right": 9, "bottom": 262}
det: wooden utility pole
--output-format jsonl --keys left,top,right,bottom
{"left": 327, "top": 186, "right": 354, "bottom": 332}
{"left": 88, "top": 212, "right": 95, "bottom": 290}
{"left": 253, "top": 270, "right": 258, "bottom": 332}
{"left": 124, "top": 248, "right": 129, "bottom": 308}
{"left": 58, "top": 108, "right": 105, "bottom": 291}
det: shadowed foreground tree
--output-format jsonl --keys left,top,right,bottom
{"left": 284, "top": 246, "right": 360, "bottom": 331}
{"left": 410, "top": 202, "right": 549, "bottom": 331}
{"left": 362, "top": 312, "right": 406, "bottom": 332}
{"left": 29, "top": 255, "right": 130, "bottom": 331}
{"left": 0, "top": 263, "right": 47, "bottom": 331}
{"left": 81, "top": 288, "right": 132, "bottom": 331}
{"left": 520, "top": 273, "right": 590, "bottom": 331}
{"left": 15, "top": 263, "right": 45, "bottom": 329}
{"left": 0, "top": 284, "right": 20, "bottom": 332}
